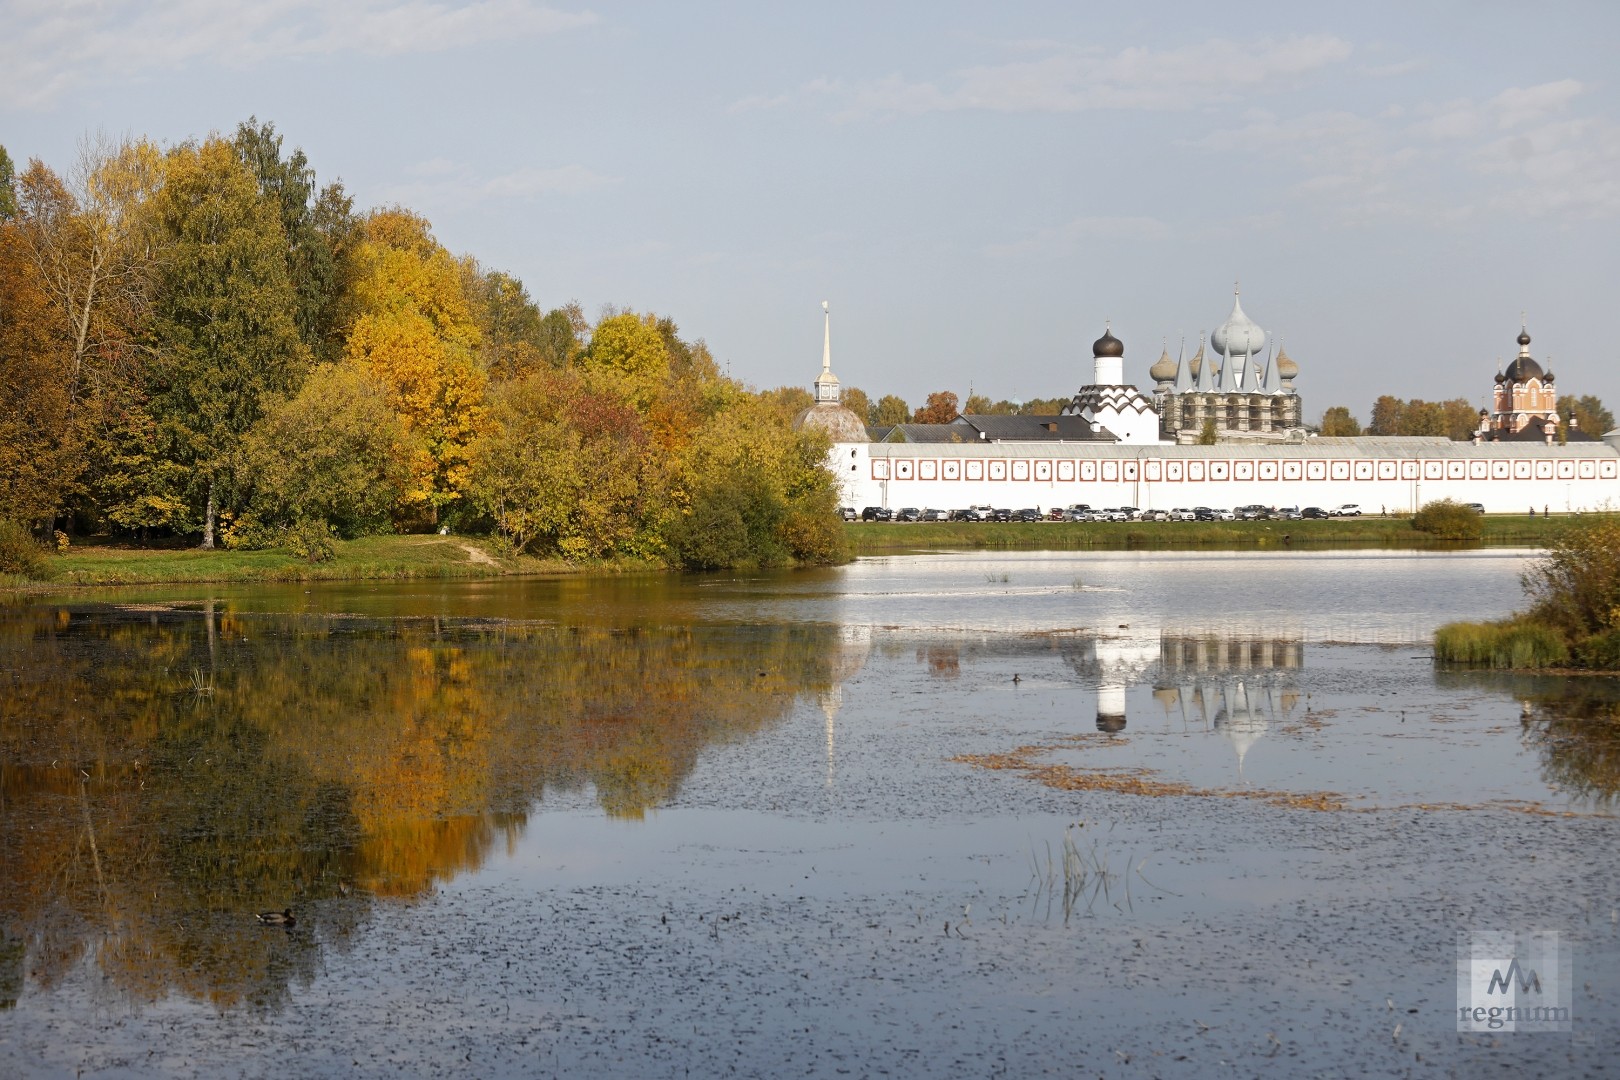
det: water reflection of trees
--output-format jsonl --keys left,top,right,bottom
{"left": 0, "top": 604, "right": 844, "bottom": 1010}
{"left": 1436, "top": 671, "right": 1620, "bottom": 807}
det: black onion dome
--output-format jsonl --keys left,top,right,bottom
{"left": 1518, "top": 329, "right": 1532, "bottom": 347}
{"left": 1504, "top": 355, "right": 1543, "bottom": 382}
{"left": 1093, "top": 328, "right": 1124, "bottom": 358}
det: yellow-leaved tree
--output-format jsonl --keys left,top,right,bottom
{"left": 343, "top": 208, "right": 486, "bottom": 520}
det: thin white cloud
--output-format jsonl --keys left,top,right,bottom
{"left": 381, "top": 159, "right": 619, "bottom": 205}
{"left": 740, "top": 35, "right": 1354, "bottom": 121}
{"left": 1194, "top": 79, "right": 1620, "bottom": 223}
{"left": 1, "top": 0, "right": 597, "bottom": 109}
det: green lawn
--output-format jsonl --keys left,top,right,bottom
{"left": 25, "top": 534, "right": 622, "bottom": 588}
{"left": 843, "top": 513, "right": 1586, "bottom": 553}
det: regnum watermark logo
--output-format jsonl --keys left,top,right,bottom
{"left": 1456, "top": 930, "right": 1573, "bottom": 1032}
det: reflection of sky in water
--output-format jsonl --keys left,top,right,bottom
{"left": 700, "top": 548, "right": 1537, "bottom": 644}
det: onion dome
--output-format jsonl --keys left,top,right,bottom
{"left": 1149, "top": 343, "right": 1177, "bottom": 384}
{"left": 1504, "top": 321, "right": 1542, "bottom": 382}
{"left": 1504, "top": 354, "right": 1543, "bottom": 381}
{"left": 1210, "top": 288, "right": 1265, "bottom": 359}
{"left": 1275, "top": 344, "right": 1298, "bottom": 380}
{"left": 1093, "top": 325, "right": 1124, "bottom": 358}
{"left": 1544, "top": 369, "right": 1555, "bottom": 383}
{"left": 1494, "top": 370, "right": 1507, "bottom": 384}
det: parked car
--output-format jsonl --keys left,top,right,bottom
{"left": 922, "top": 508, "right": 949, "bottom": 522}
{"left": 1011, "top": 508, "right": 1042, "bottom": 522}
{"left": 1047, "top": 507, "right": 1066, "bottom": 521}
{"left": 1301, "top": 506, "right": 1329, "bottom": 519}
{"left": 895, "top": 507, "right": 922, "bottom": 522}
{"left": 1169, "top": 507, "right": 1196, "bottom": 521}
{"left": 1235, "top": 504, "right": 1271, "bottom": 520}
{"left": 1214, "top": 508, "right": 1235, "bottom": 520}
{"left": 1275, "top": 506, "right": 1302, "bottom": 520}
{"left": 1465, "top": 502, "right": 1486, "bottom": 514}
{"left": 949, "top": 508, "right": 984, "bottom": 522}
{"left": 991, "top": 508, "right": 1013, "bottom": 522}
{"left": 1333, "top": 504, "right": 1362, "bottom": 517}
{"left": 861, "top": 506, "right": 893, "bottom": 522}
{"left": 1139, "top": 508, "right": 1169, "bottom": 521}
{"left": 839, "top": 506, "right": 858, "bottom": 521}
{"left": 1193, "top": 506, "right": 1218, "bottom": 521}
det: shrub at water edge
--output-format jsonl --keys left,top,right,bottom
{"left": 1435, "top": 513, "right": 1620, "bottom": 669}
{"left": 1411, "top": 499, "right": 1483, "bottom": 541}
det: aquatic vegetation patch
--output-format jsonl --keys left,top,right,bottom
{"left": 952, "top": 742, "right": 1348, "bottom": 811}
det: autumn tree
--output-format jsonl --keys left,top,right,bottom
{"left": 344, "top": 208, "right": 486, "bottom": 519}
{"left": 1559, "top": 394, "right": 1614, "bottom": 437}
{"left": 145, "top": 137, "right": 310, "bottom": 546}
{"left": 913, "top": 390, "right": 959, "bottom": 424}
{"left": 236, "top": 361, "right": 416, "bottom": 540}
{"left": 472, "top": 367, "right": 658, "bottom": 559}
{"left": 463, "top": 263, "right": 546, "bottom": 380}
{"left": 759, "top": 386, "right": 814, "bottom": 420}
{"left": 535, "top": 303, "right": 587, "bottom": 368}
{"left": 584, "top": 311, "right": 670, "bottom": 384}
{"left": 963, "top": 393, "right": 991, "bottom": 414}
{"left": 841, "top": 386, "right": 871, "bottom": 424}
{"left": 0, "top": 208, "right": 77, "bottom": 526}
{"left": 873, "top": 394, "right": 909, "bottom": 426}
{"left": 1367, "top": 395, "right": 1405, "bottom": 436}
{"left": 12, "top": 136, "right": 164, "bottom": 405}
{"left": 0, "top": 145, "right": 15, "bottom": 220}
{"left": 233, "top": 118, "right": 355, "bottom": 362}
{"left": 1018, "top": 397, "right": 1069, "bottom": 415}
{"left": 1318, "top": 405, "right": 1362, "bottom": 436}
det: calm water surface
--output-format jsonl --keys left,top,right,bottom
{"left": 2, "top": 549, "right": 1617, "bottom": 1077}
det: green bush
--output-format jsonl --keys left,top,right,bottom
{"left": 1523, "top": 514, "right": 1620, "bottom": 639}
{"left": 1434, "top": 618, "right": 1569, "bottom": 668}
{"left": 0, "top": 520, "right": 52, "bottom": 579}
{"left": 1411, "top": 499, "right": 1483, "bottom": 541}
{"left": 1575, "top": 629, "right": 1620, "bottom": 670}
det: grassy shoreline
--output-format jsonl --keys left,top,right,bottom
{"left": 4, "top": 534, "right": 656, "bottom": 591}
{"left": 843, "top": 514, "right": 1583, "bottom": 553}
{"left": 1, "top": 514, "right": 1584, "bottom": 591}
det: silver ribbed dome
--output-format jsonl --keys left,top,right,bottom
{"left": 1211, "top": 291, "right": 1265, "bottom": 359}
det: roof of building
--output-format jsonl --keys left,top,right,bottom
{"left": 852, "top": 435, "right": 1620, "bottom": 460}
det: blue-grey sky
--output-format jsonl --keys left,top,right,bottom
{"left": 5, "top": 0, "right": 1617, "bottom": 421}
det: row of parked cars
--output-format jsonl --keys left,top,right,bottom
{"left": 847, "top": 502, "right": 1370, "bottom": 522}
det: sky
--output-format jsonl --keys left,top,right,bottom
{"left": 5, "top": 0, "right": 1619, "bottom": 422}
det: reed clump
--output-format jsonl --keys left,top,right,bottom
{"left": 1435, "top": 513, "right": 1620, "bottom": 670}
{"left": 1433, "top": 619, "right": 1569, "bottom": 668}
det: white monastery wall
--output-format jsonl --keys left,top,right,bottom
{"left": 830, "top": 439, "right": 1620, "bottom": 514}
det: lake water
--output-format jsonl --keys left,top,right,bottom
{"left": 2, "top": 550, "right": 1618, "bottom": 1076}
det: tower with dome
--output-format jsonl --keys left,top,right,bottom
{"left": 1482, "top": 321, "right": 1581, "bottom": 441}
{"left": 1150, "top": 286, "right": 1304, "bottom": 443}
{"left": 791, "top": 301, "right": 869, "bottom": 443}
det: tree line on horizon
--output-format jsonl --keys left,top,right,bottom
{"left": 0, "top": 123, "right": 846, "bottom": 569}
{"left": 1319, "top": 394, "right": 1612, "bottom": 441}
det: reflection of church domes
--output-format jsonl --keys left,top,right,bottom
{"left": 1213, "top": 682, "right": 1270, "bottom": 781}
{"left": 1211, "top": 289, "right": 1265, "bottom": 359}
